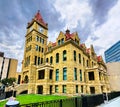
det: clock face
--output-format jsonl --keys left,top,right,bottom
{"left": 39, "top": 27, "right": 44, "bottom": 33}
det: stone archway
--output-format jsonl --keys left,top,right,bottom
{"left": 24, "top": 75, "right": 29, "bottom": 83}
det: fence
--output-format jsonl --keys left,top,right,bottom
{"left": 81, "top": 94, "right": 104, "bottom": 107}
{"left": 19, "top": 97, "right": 82, "bottom": 107}
{"left": 2, "top": 91, "right": 120, "bottom": 107}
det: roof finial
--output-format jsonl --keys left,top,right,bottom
{"left": 38, "top": 10, "right": 40, "bottom": 13}
{"left": 66, "top": 27, "right": 70, "bottom": 34}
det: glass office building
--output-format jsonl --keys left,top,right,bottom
{"left": 105, "top": 41, "right": 120, "bottom": 63}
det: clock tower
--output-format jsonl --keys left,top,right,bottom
{"left": 21, "top": 10, "right": 48, "bottom": 93}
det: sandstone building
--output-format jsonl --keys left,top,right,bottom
{"left": 17, "top": 11, "right": 110, "bottom": 95}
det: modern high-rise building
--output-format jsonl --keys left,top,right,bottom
{"left": 0, "top": 52, "right": 18, "bottom": 80}
{"left": 16, "top": 11, "right": 110, "bottom": 96}
{"left": 104, "top": 40, "right": 120, "bottom": 63}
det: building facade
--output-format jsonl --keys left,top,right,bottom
{"left": 17, "top": 11, "right": 110, "bottom": 96}
{"left": 105, "top": 41, "right": 120, "bottom": 63}
{"left": 0, "top": 52, "right": 18, "bottom": 80}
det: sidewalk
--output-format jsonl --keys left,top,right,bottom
{"left": 98, "top": 96, "right": 120, "bottom": 107}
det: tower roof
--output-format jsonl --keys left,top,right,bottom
{"left": 34, "top": 10, "right": 46, "bottom": 26}
{"left": 27, "top": 10, "right": 47, "bottom": 28}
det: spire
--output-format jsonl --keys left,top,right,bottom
{"left": 34, "top": 10, "right": 46, "bottom": 26}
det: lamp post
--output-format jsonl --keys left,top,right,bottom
{"left": 12, "top": 82, "right": 15, "bottom": 97}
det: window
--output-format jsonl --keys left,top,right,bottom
{"left": 48, "top": 47, "right": 51, "bottom": 51}
{"left": 84, "top": 72, "right": 86, "bottom": 82}
{"left": 36, "top": 45, "right": 39, "bottom": 51}
{"left": 74, "top": 50, "right": 76, "bottom": 61}
{"left": 79, "top": 54, "right": 81, "bottom": 63}
{"left": 63, "top": 67, "right": 67, "bottom": 80}
{"left": 39, "top": 46, "right": 41, "bottom": 52}
{"left": 38, "top": 57, "right": 40, "bottom": 65}
{"left": 50, "top": 85, "right": 52, "bottom": 94}
{"left": 90, "top": 87, "right": 95, "bottom": 94}
{"left": 76, "top": 85, "right": 78, "bottom": 93}
{"left": 40, "top": 37, "right": 41, "bottom": 43}
{"left": 38, "top": 70, "right": 45, "bottom": 79}
{"left": 63, "top": 50, "right": 67, "bottom": 61}
{"left": 34, "top": 56, "right": 37, "bottom": 65}
{"left": 56, "top": 53, "right": 59, "bottom": 63}
{"left": 81, "top": 85, "right": 83, "bottom": 93}
{"left": 74, "top": 68, "right": 77, "bottom": 80}
{"left": 61, "top": 38, "right": 64, "bottom": 44}
{"left": 88, "top": 72, "right": 94, "bottom": 80}
{"left": 55, "top": 85, "right": 58, "bottom": 93}
{"left": 50, "top": 56, "right": 53, "bottom": 64}
{"left": 58, "top": 40, "right": 60, "bottom": 45}
{"left": 41, "top": 58, "right": 43, "bottom": 64}
{"left": 63, "top": 85, "right": 66, "bottom": 93}
{"left": 83, "top": 57, "right": 85, "bottom": 66}
{"left": 36, "top": 36, "right": 39, "bottom": 41}
{"left": 56, "top": 69, "right": 59, "bottom": 81}
{"left": 49, "top": 70, "right": 53, "bottom": 79}
{"left": 41, "top": 38, "right": 44, "bottom": 44}
{"left": 46, "top": 58, "right": 49, "bottom": 63}
{"left": 80, "top": 70, "right": 82, "bottom": 81}
{"left": 42, "top": 48, "right": 44, "bottom": 53}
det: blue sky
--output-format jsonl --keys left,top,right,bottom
{"left": 0, "top": 0, "right": 120, "bottom": 71}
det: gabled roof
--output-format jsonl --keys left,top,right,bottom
{"left": 52, "top": 42, "right": 56, "bottom": 47}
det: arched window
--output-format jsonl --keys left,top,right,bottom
{"left": 79, "top": 53, "right": 81, "bottom": 63}
{"left": 74, "top": 50, "right": 76, "bottom": 61}
{"left": 63, "top": 50, "right": 67, "bottom": 61}
{"left": 24, "top": 75, "right": 29, "bottom": 83}
{"left": 46, "top": 58, "right": 49, "bottom": 63}
{"left": 56, "top": 53, "right": 59, "bottom": 63}
{"left": 58, "top": 40, "right": 60, "bottom": 45}
{"left": 83, "top": 57, "right": 85, "bottom": 66}
{"left": 50, "top": 56, "right": 53, "bottom": 64}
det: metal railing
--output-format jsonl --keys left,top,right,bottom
{"left": 19, "top": 97, "right": 82, "bottom": 107}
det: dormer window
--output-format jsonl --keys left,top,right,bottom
{"left": 58, "top": 40, "right": 60, "bottom": 45}
{"left": 48, "top": 47, "right": 51, "bottom": 51}
{"left": 61, "top": 38, "right": 64, "bottom": 44}
{"left": 75, "top": 38, "right": 79, "bottom": 44}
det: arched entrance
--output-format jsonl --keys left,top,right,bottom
{"left": 24, "top": 75, "right": 29, "bottom": 83}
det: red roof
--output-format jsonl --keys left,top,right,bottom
{"left": 97, "top": 56, "right": 101, "bottom": 62}
{"left": 86, "top": 48, "right": 90, "bottom": 53}
{"left": 34, "top": 10, "right": 46, "bottom": 26}
{"left": 52, "top": 42, "right": 56, "bottom": 47}
{"left": 80, "top": 44, "right": 85, "bottom": 47}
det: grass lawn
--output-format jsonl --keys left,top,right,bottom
{"left": 0, "top": 94, "right": 68, "bottom": 106}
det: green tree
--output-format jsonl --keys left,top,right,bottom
{"left": 1, "top": 77, "right": 16, "bottom": 86}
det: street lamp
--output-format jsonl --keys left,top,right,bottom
{"left": 12, "top": 82, "right": 15, "bottom": 97}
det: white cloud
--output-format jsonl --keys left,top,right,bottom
{"left": 85, "top": 0, "right": 120, "bottom": 58}
{"left": 53, "top": 0, "right": 92, "bottom": 29}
